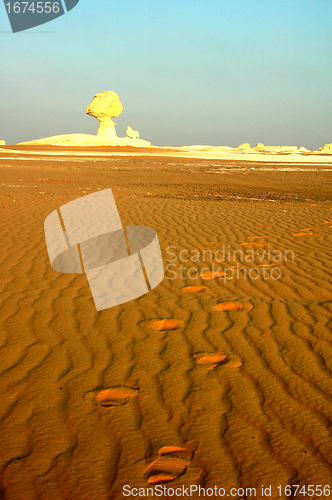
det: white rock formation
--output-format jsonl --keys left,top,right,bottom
{"left": 252, "top": 144, "right": 300, "bottom": 154}
{"left": 126, "top": 126, "right": 139, "bottom": 139}
{"left": 279, "top": 146, "right": 298, "bottom": 152}
{"left": 86, "top": 91, "right": 123, "bottom": 138}
{"left": 18, "top": 91, "right": 152, "bottom": 147}
{"left": 0, "top": 140, "right": 5, "bottom": 145}
{"left": 298, "top": 146, "right": 310, "bottom": 153}
{"left": 18, "top": 134, "right": 151, "bottom": 147}
{"left": 319, "top": 143, "right": 332, "bottom": 153}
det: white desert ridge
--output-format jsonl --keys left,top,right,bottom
{"left": 0, "top": 91, "right": 330, "bottom": 162}
{"left": 17, "top": 132, "right": 152, "bottom": 147}
{"left": 3, "top": 139, "right": 332, "bottom": 164}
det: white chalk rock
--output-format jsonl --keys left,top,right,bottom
{"left": 86, "top": 91, "right": 123, "bottom": 138}
{"left": 279, "top": 146, "right": 298, "bottom": 153}
{"left": 0, "top": 140, "right": 6, "bottom": 145}
{"left": 17, "top": 133, "right": 152, "bottom": 147}
{"left": 253, "top": 143, "right": 271, "bottom": 152}
{"left": 126, "top": 126, "right": 139, "bottom": 139}
{"left": 319, "top": 143, "right": 332, "bottom": 153}
{"left": 298, "top": 146, "right": 310, "bottom": 153}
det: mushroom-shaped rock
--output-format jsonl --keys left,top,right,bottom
{"left": 0, "top": 140, "right": 5, "bottom": 145}
{"left": 126, "top": 126, "right": 139, "bottom": 139}
{"left": 86, "top": 91, "right": 123, "bottom": 138}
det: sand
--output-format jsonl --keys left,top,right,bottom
{"left": 0, "top": 146, "right": 331, "bottom": 499}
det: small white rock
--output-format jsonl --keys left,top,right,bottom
{"left": 126, "top": 126, "right": 139, "bottom": 139}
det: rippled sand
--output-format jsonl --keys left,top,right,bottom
{"left": 0, "top": 146, "right": 331, "bottom": 499}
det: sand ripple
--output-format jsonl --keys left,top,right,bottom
{"left": 0, "top": 152, "right": 332, "bottom": 498}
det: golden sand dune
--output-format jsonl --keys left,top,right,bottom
{"left": 0, "top": 148, "right": 331, "bottom": 498}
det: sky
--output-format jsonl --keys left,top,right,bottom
{"left": 1, "top": 0, "right": 332, "bottom": 149}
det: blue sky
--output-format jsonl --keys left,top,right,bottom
{"left": 1, "top": 0, "right": 332, "bottom": 148}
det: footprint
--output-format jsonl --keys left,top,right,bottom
{"left": 194, "top": 352, "right": 243, "bottom": 369}
{"left": 158, "top": 446, "right": 194, "bottom": 461}
{"left": 247, "top": 236, "right": 268, "bottom": 239}
{"left": 183, "top": 285, "right": 207, "bottom": 293}
{"left": 194, "top": 352, "right": 229, "bottom": 368}
{"left": 226, "top": 357, "right": 243, "bottom": 368}
{"left": 214, "top": 301, "right": 253, "bottom": 312}
{"left": 143, "top": 443, "right": 198, "bottom": 485}
{"left": 293, "top": 232, "right": 313, "bottom": 237}
{"left": 152, "top": 319, "right": 184, "bottom": 331}
{"left": 143, "top": 456, "right": 188, "bottom": 484}
{"left": 94, "top": 386, "right": 139, "bottom": 407}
